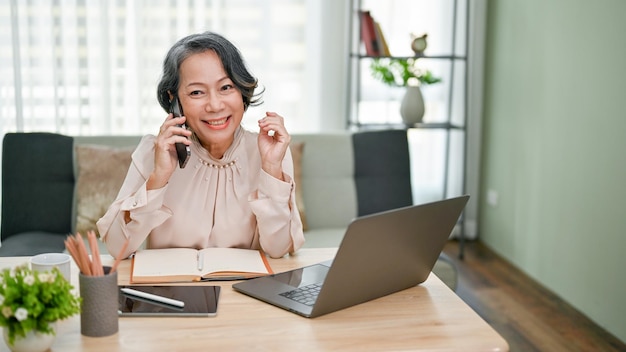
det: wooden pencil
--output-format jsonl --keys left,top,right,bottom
{"left": 110, "top": 237, "right": 130, "bottom": 274}
{"left": 87, "top": 231, "right": 103, "bottom": 276}
{"left": 65, "top": 238, "right": 87, "bottom": 274}
{"left": 73, "top": 233, "right": 93, "bottom": 276}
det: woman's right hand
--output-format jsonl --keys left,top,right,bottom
{"left": 147, "top": 114, "right": 191, "bottom": 190}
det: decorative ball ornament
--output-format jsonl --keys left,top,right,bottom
{"left": 410, "top": 33, "right": 428, "bottom": 56}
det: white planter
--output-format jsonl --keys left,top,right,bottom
{"left": 399, "top": 85, "right": 425, "bottom": 125}
{"left": 2, "top": 324, "right": 56, "bottom": 352}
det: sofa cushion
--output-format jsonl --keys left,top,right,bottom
{"left": 290, "top": 142, "right": 308, "bottom": 231}
{"left": 300, "top": 228, "right": 345, "bottom": 248}
{"left": 74, "top": 144, "right": 133, "bottom": 235}
{"left": 291, "top": 133, "right": 357, "bottom": 231}
{"left": 0, "top": 232, "right": 66, "bottom": 256}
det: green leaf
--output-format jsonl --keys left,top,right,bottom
{"left": 369, "top": 57, "right": 442, "bottom": 87}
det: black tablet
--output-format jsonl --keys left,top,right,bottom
{"left": 118, "top": 285, "right": 220, "bottom": 317}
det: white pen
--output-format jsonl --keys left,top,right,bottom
{"left": 197, "top": 252, "right": 204, "bottom": 271}
{"left": 120, "top": 288, "right": 185, "bottom": 308}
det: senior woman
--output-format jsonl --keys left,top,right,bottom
{"left": 97, "top": 31, "right": 304, "bottom": 259}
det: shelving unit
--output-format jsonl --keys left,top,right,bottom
{"left": 346, "top": 0, "right": 469, "bottom": 257}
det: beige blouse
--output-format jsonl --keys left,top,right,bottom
{"left": 96, "top": 127, "right": 305, "bottom": 259}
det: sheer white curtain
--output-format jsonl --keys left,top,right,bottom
{"left": 0, "top": 0, "right": 320, "bottom": 137}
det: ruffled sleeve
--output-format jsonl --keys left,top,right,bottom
{"left": 96, "top": 135, "right": 172, "bottom": 258}
{"left": 248, "top": 146, "right": 305, "bottom": 257}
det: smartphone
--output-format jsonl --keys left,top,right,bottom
{"left": 169, "top": 97, "right": 191, "bottom": 168}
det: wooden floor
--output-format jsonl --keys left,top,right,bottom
{"left": 442, "top": 240, "right": 626, "bottom": 352}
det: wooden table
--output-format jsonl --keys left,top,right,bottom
{"left": 0, "top": 249, "right": 508, "bottom": 351}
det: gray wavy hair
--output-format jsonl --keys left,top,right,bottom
{"left": 156, "top": 31, "right": 263, "bottom": 112}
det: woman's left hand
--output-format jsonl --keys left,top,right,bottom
{"left": 258, "top": 111, "right": 291, "bottom": 181}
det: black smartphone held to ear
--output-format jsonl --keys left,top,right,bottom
{"left": 169, "top": 97, "right": 191, "bottom": 168}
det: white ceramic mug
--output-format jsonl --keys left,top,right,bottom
{"left": 31, "top": 253, "right": 71, "bottom": 281}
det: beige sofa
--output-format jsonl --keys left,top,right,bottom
{"left": 2, "top": 131, "right": 457, "bottom": 289}
{"left": 75, "top": 131, "right": 458, "bottom": 289}
{"left": 72, "top": 130, "right": 411, "bottom": 249}
{"left": 70, "top": 133, "right": 356, "bottom": 249}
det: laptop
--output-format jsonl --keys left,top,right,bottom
{"left": 233, "top": 195, "right": 469, "bottom": 318}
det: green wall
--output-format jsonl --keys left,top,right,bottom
{"left": 480, "top": 0, "right": 626, "bottom": 343}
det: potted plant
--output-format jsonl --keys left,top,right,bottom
{"left": 369, "top": 57, "right": 442, "bottom": 124}
{"left": 0, "top": 265, "right": 81, "bottom": 351}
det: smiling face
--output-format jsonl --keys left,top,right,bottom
{"left": 177, "top": 50, "right": 245, "bottom": 158}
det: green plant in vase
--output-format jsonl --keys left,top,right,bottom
{"left": 0, "top": 265, "right": 81, "bottom": 348}
{"left": 370, "top": 57, "right": 442, "bottom": 124}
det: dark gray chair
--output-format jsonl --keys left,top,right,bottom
{"left": 352, "top": 129, "right": 457, "bottom": 290}
{"left": 353, "top": 129, "right": 413, "bottom": 216}
{"left": 0, "top": 132, "right": 74, "bottom": 256}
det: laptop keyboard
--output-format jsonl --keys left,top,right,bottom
{"left": 279, "top": 283, "right": 322, "bottom": 306}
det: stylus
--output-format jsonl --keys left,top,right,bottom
{"left": 197, "top": 252, "right": 204, "bottom": 271}
{"left": 120, "top": 288, "right": 185, "bottom": 308}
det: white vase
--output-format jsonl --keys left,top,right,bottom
{"left": 399, "top": 85, "right": 425, "bottom": 125}
{"left": 2, "top": 324, "right": 56, "bottom": 352}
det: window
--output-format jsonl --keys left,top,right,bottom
{"left": 0, "top": 0, "right": 319, "bottom": 136}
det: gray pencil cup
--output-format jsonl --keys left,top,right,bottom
{"left": 79, "top": 266, "right": 119, "bottom": 337}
